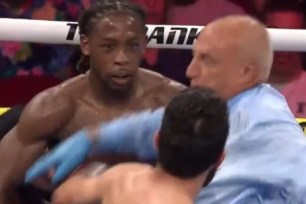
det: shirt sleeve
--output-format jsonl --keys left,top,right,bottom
{"left": 93, "top": 107, "right": 165, "bottom": 161}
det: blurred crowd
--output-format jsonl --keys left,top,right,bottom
{"left": 0, "top": 0, "right": 306, "bottom": 117}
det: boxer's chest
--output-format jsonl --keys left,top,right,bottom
{"left": 57, "top": 90, "right": 169, "bottom": 139}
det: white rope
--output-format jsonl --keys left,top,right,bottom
{"left": 1, "top": 18, "right": 306, "bottom": 51}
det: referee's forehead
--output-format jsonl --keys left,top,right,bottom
{"left": 192, "top": 34, "right": 222, "bottom": 59}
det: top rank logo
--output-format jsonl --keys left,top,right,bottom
{"left": 66, "top": 23, "right": 202, "bottom": 45}
{"left": 146, "top": 26, "right": 201, "bottom": 45}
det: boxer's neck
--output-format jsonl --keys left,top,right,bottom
{"left": 154, "top": 165, "right": 207, "bottom": 199}
{"left": 87, "top": 71, "right": 139, "bottom": 106}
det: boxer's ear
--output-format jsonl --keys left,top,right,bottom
{"left": 80, "top": 34, "right": 90, "bottom": 56}
{"left": 153, "top": 131, "right": 160, "bottom": 151}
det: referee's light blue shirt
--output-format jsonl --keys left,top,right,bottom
{"left": 100, "top": 84, "right": 306, "bottom": 203}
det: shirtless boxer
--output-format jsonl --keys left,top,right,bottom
{"left": 51, "top": 87, "right": 229, "bottom": 204}
{"left": 0, "top": 1, "right": 185, "bottom": 204}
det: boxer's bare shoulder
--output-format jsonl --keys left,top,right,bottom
{"left": 137, "top": 69, "right": 186, "bottom": 107}
{"left": 54, "top": 74, "right": 88, "bottom": 100}
{"left": 139, "top": 68, "right": 186, "bottom": 92}
{"left": 16, "top": 76, "right": 87, "bottom": 143}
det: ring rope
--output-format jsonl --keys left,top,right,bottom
{"left": 1, "top": 18, "right": 306, "bottom": 51}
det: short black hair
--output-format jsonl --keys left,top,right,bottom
{"left": 158, "top": 87, "right": 229, "bottom": 179}
{"left": 76, "top": 0, "right": 147, "bottom": 73}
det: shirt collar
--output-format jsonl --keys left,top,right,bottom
{"left": 227, "top": 84, "right": 264, "bottom": 111}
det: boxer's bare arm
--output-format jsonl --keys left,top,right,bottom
{"left": 0, "top": 87, "right": 74, "bottom": 204}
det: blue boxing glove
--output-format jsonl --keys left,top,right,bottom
{"left": 25, "top": 108, "right": 163, "bottom": 185}
{"left": 25, "top": 130, "right": 92, "bottom": 185}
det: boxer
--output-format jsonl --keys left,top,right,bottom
{"left": 0, "top": 1, "right": 185, "bottom": 204}
{"left": 51, "top": 87, "right": 229, "bottom": 204}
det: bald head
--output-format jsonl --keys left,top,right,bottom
{"left": 204, "top": 15, "right": 273, "bottom": 81}
{"left": 186, "top": 15, "right": 273, "bottom": 99}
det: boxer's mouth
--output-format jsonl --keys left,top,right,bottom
{"left": 111, "top": 72, "right": 132, "bottom": 85}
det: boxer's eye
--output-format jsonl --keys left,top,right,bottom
{"left": 129, "top": 42, "right": 140, "bottom": 49}
{"left": 100, "top": 44, "right": 113, "bottom": 51}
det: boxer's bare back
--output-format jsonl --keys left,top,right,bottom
{"left": 0, "top": 69, "right": 185, "bottom": 204}
{"left": 52, "top": 163, "right": 194, "bottom": 204}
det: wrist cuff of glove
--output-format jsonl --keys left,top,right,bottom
{"left": 85, "top": 125, "right": 101, "bottom": 144}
